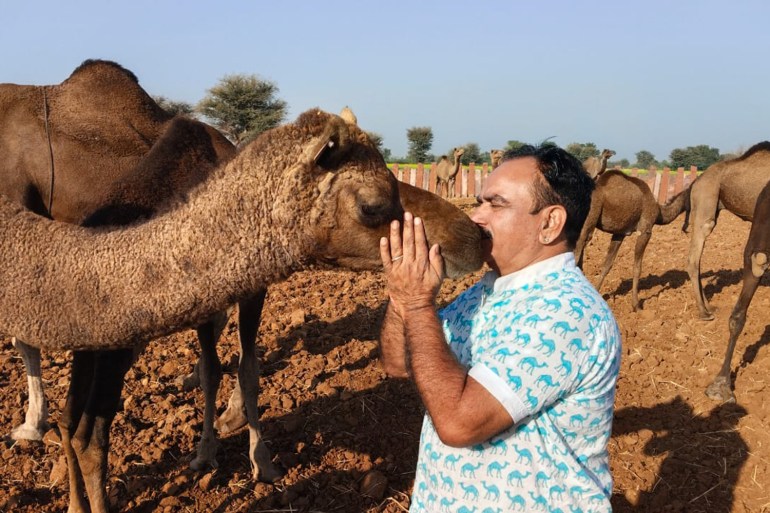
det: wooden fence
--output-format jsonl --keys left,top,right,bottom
{"left": 390, "top": 164, "right": 700, "bottom": 204}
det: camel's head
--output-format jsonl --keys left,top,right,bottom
{"left": 490, "top": 149, "right": 504, "bottom": 169}
{"left": 273, "top": 109, "right": 482, "bottom": 277}
{"left": 453, "top": 147, "right": 466, "bottom": 159}
{"left": 601, "top": 149, "right": 616, "bottom": 160}
{"left": 397, "top": 182, "right": 484, "bottom": 278}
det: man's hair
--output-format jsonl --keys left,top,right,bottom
{"left": 501, "top": 144, "right": 595, "bottom": 247}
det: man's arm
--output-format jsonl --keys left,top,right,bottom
{"left": 402, "top": 303, "right": 514, "bottom": 447}
{"left": 378, "top": 300, "right": 409, "bottom": 378}
{"left": 381, "top": 213, "right": 515, "bottom": 447}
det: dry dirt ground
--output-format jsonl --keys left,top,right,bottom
{"left": 0, "top": 209, "right": 769, "bottom": 512}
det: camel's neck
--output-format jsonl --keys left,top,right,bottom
{"left": 0, "top": 156, "right": 312, "bottom": 351}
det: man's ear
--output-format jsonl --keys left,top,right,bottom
{"left": 540, "top": 205, "right": 567, "bottom": 243}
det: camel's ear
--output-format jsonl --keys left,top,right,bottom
{"left": 340, "top": 106, "right": 358, "bottom": 126}
{"left": 297, "top": 114, "right": 352, "bottom": 172}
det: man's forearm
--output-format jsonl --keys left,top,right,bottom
{"left": 403, "top": 306, "right": 469, "bottom": 435}
{"left": 378, "top": 301, "right": 409, "bottom": 377}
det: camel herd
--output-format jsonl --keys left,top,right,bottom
{"left": 1, "top": 60, "right": 769, "bottom": 510}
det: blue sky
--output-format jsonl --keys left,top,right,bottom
{"left": 4, "top": 0, "right": 770, "bottom": 162}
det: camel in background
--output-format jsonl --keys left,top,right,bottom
{"left": 705, "top": 181, "right": 770, "bottom": 403}
{"left": 685, "top": 142, "right": 770, "bottom": 320}
{"left": 575, "top": 170, "right": 690, "bottom": 310}
{"left": 490, "top": 149, "right": 504, "bottom": 169}
{"left": 583, "top": 148, "right": 616, "bottom": 179}
{"left": 435, "top": 146, "right": 465, "bottom": 198}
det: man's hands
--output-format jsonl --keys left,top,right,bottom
{"left": 380, "top": 212, "right": 445, "bottom": 317}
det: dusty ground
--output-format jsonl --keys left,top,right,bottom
{"left": 1, "top": 209, "right": 769, "bottom": 512}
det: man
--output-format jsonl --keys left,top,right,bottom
{"left": 379, "top": 145, "right": 621, "bottom": 512}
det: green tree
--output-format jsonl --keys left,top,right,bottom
{"left": 196, "top": 74, "right": 287, "bottom": 146}
{"left": 406, "top": 126, "right": 433, "bottom": 163}
{"left": 153, "top": 95, "right": 194, "bottom": 116}
{"left": 505, "top": 140, "right": 527, "bottom": 152}
{"left": 669, "top": 144, "right": 720, "bottom": 170}
{"left": 615, "top": 158, "right": 630, "bottom": 168}
{"left": 366, "top": 131, "right": 391, "bottom": 161}
{"left": 461, "top": 142, "right": 482, "bottom": 164}
{"left": 635, "top": 150, "right": 658, "bottom": 169}
{"left": 566, "top": 142, "right": 599, "bottom": 162}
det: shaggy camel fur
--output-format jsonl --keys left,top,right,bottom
{"left": 583, "top": 148, "right": 616, "bottom": 179}
{"left": 705, "top": 181, "right": 770, "bottom": 402}
{"left": 575, "top": 170, "right": 690, "bottom": 310}
{"left": 435, "top": 146, "right": 465, "bottom": 198}
{"left": 0, "top": 108, "right": 483, "bottom": 513}
{"left": 490, "top": 149, "right": 504, "bottom": 169}
{"left": 686, "top": 141, "right": 770, "bottom": 320}
{"left": 0, "top": 59, "right": 268, "bottom": 475}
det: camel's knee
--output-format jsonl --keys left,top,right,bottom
{"left": 751, "top": 252, "right": 769, "bottom": 277}
{"left": 728, "top": 310, "right": 747, "bottom": 334}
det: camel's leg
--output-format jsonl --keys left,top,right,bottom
{"left": 232, "top": 291, "right": 283, "bottom": 482}
{"left": 72, "top": 349, "right": 134, "bottom": 513}
{"left": 705, "top": 269, "right": 761, "bottom": 403}
{"left": 574, "top": 228, "right": 595, "bottom": 268}
{"left": 686, "top": 191, "right": 719, "bottom": 320}
{"left": 10, "top": 338, "right": 49, "bottom": 441}
{"left": 447, "top": 178, "right": 455, "bottom": 199}
{"left": 180, "top": 361, "right": 201, "bottom": 391}
{"left": 60, "top": 351, "right": 95, "bottom": 513}
{"left": 596, "top": 235, "right": 625, "bottom": 292}
{"left": 630, "top": 230, "right": 653, "bottom": 311}
{"left": 190, "top": 311, "right": 227, "bottom": 471}
{"left": 574, "top": 199, "right": 601, "bottom": 268}
{"left": 216, "top": 296, "right": 268, "bottom": 434}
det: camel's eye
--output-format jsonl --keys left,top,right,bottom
{"left": 359, "top": 201, "right": 393, "bottom": 228}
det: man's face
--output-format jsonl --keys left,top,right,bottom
{"left": 470, "top": 157, "right": 545, "bottom": 276}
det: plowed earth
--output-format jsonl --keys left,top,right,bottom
{"left": 1, "top": 207, "right": 769, "bottom": 513}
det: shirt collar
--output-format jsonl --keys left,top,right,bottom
{"left": 482, "top": 252, "right": 575, "bottom": 294}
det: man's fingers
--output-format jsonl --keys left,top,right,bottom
{"left": 402, "top": 212, "right": 415, "bottom": 260}
{"left": 389, "top": 219, "right": 402, "bottom": 260}
{"left": 414, "top": 217, "right": 429, "bottom": 262}
{"left": 380, "top": 237, "right": 392, "bottom": 271}
{"left": 429, "top": 243, "right": 446, "bottom": 280}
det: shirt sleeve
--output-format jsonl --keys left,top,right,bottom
{"left": 468, "top": 363, "right": 530, "bottom": 423}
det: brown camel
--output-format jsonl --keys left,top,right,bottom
{"left": 0, "top": 107, "right": 483, "bottom": 513}
{"left": 686, "top": 141, "right": 770, "bottom": 320}
{"left": 575, "top": 170, "right": 690, "bottom": 310}
{"left": 0, "top": 59, "right": 294, "bottom": 480}
{"left": 435, "top": 146, "right": 465, "bottom": 198}
{"left": 583, "top": 148, "right": 616, "bottom": 179}
{"left": 705, "top": 181, "right": 770, "bottom": 403}
{"left": 490, "top": 149, "right": 504, "bottom": 169}
{"left": 0, "top": 59, "right": 273, "bottom": 482}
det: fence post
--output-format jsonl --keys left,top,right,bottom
{"left": 465, "top": 164, "right": 475, "bottom": 197}
{"left": 690, "top": 165, "right": 698, "bottom": 186}
{"left": 415, "top": 164, "right": 424, "bottom": 191}
{"left": 631, "top": 168, "right": 638, "bottom": 178}
{"left": 658, "top": 167, "right": 670, "bottom": 203}
{"left": 675, "top": 167, "right": 685, "bottom": 195}
{"left": 651, "top": 167, "right": 661, "bottom": 198}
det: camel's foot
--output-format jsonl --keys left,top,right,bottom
{"left": 215, "top": 404, "right": 248, "bottom": 434}
{"left": 10, "top": 421, "right": 48, "bottom": 441}
{"left": 251, "top": 442, "right": 283, "bottom": 483}
{"left": 705, "top": 376, "right": 736, "bottom": 403}
{"left": 179, "top": 369, "right": 200, "bottom": 392}
{"left": 698, "top": 311, "right": 716, "bottom": 321}
{"left": 190, "top": 438, "right": 219, "bottom": 472}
